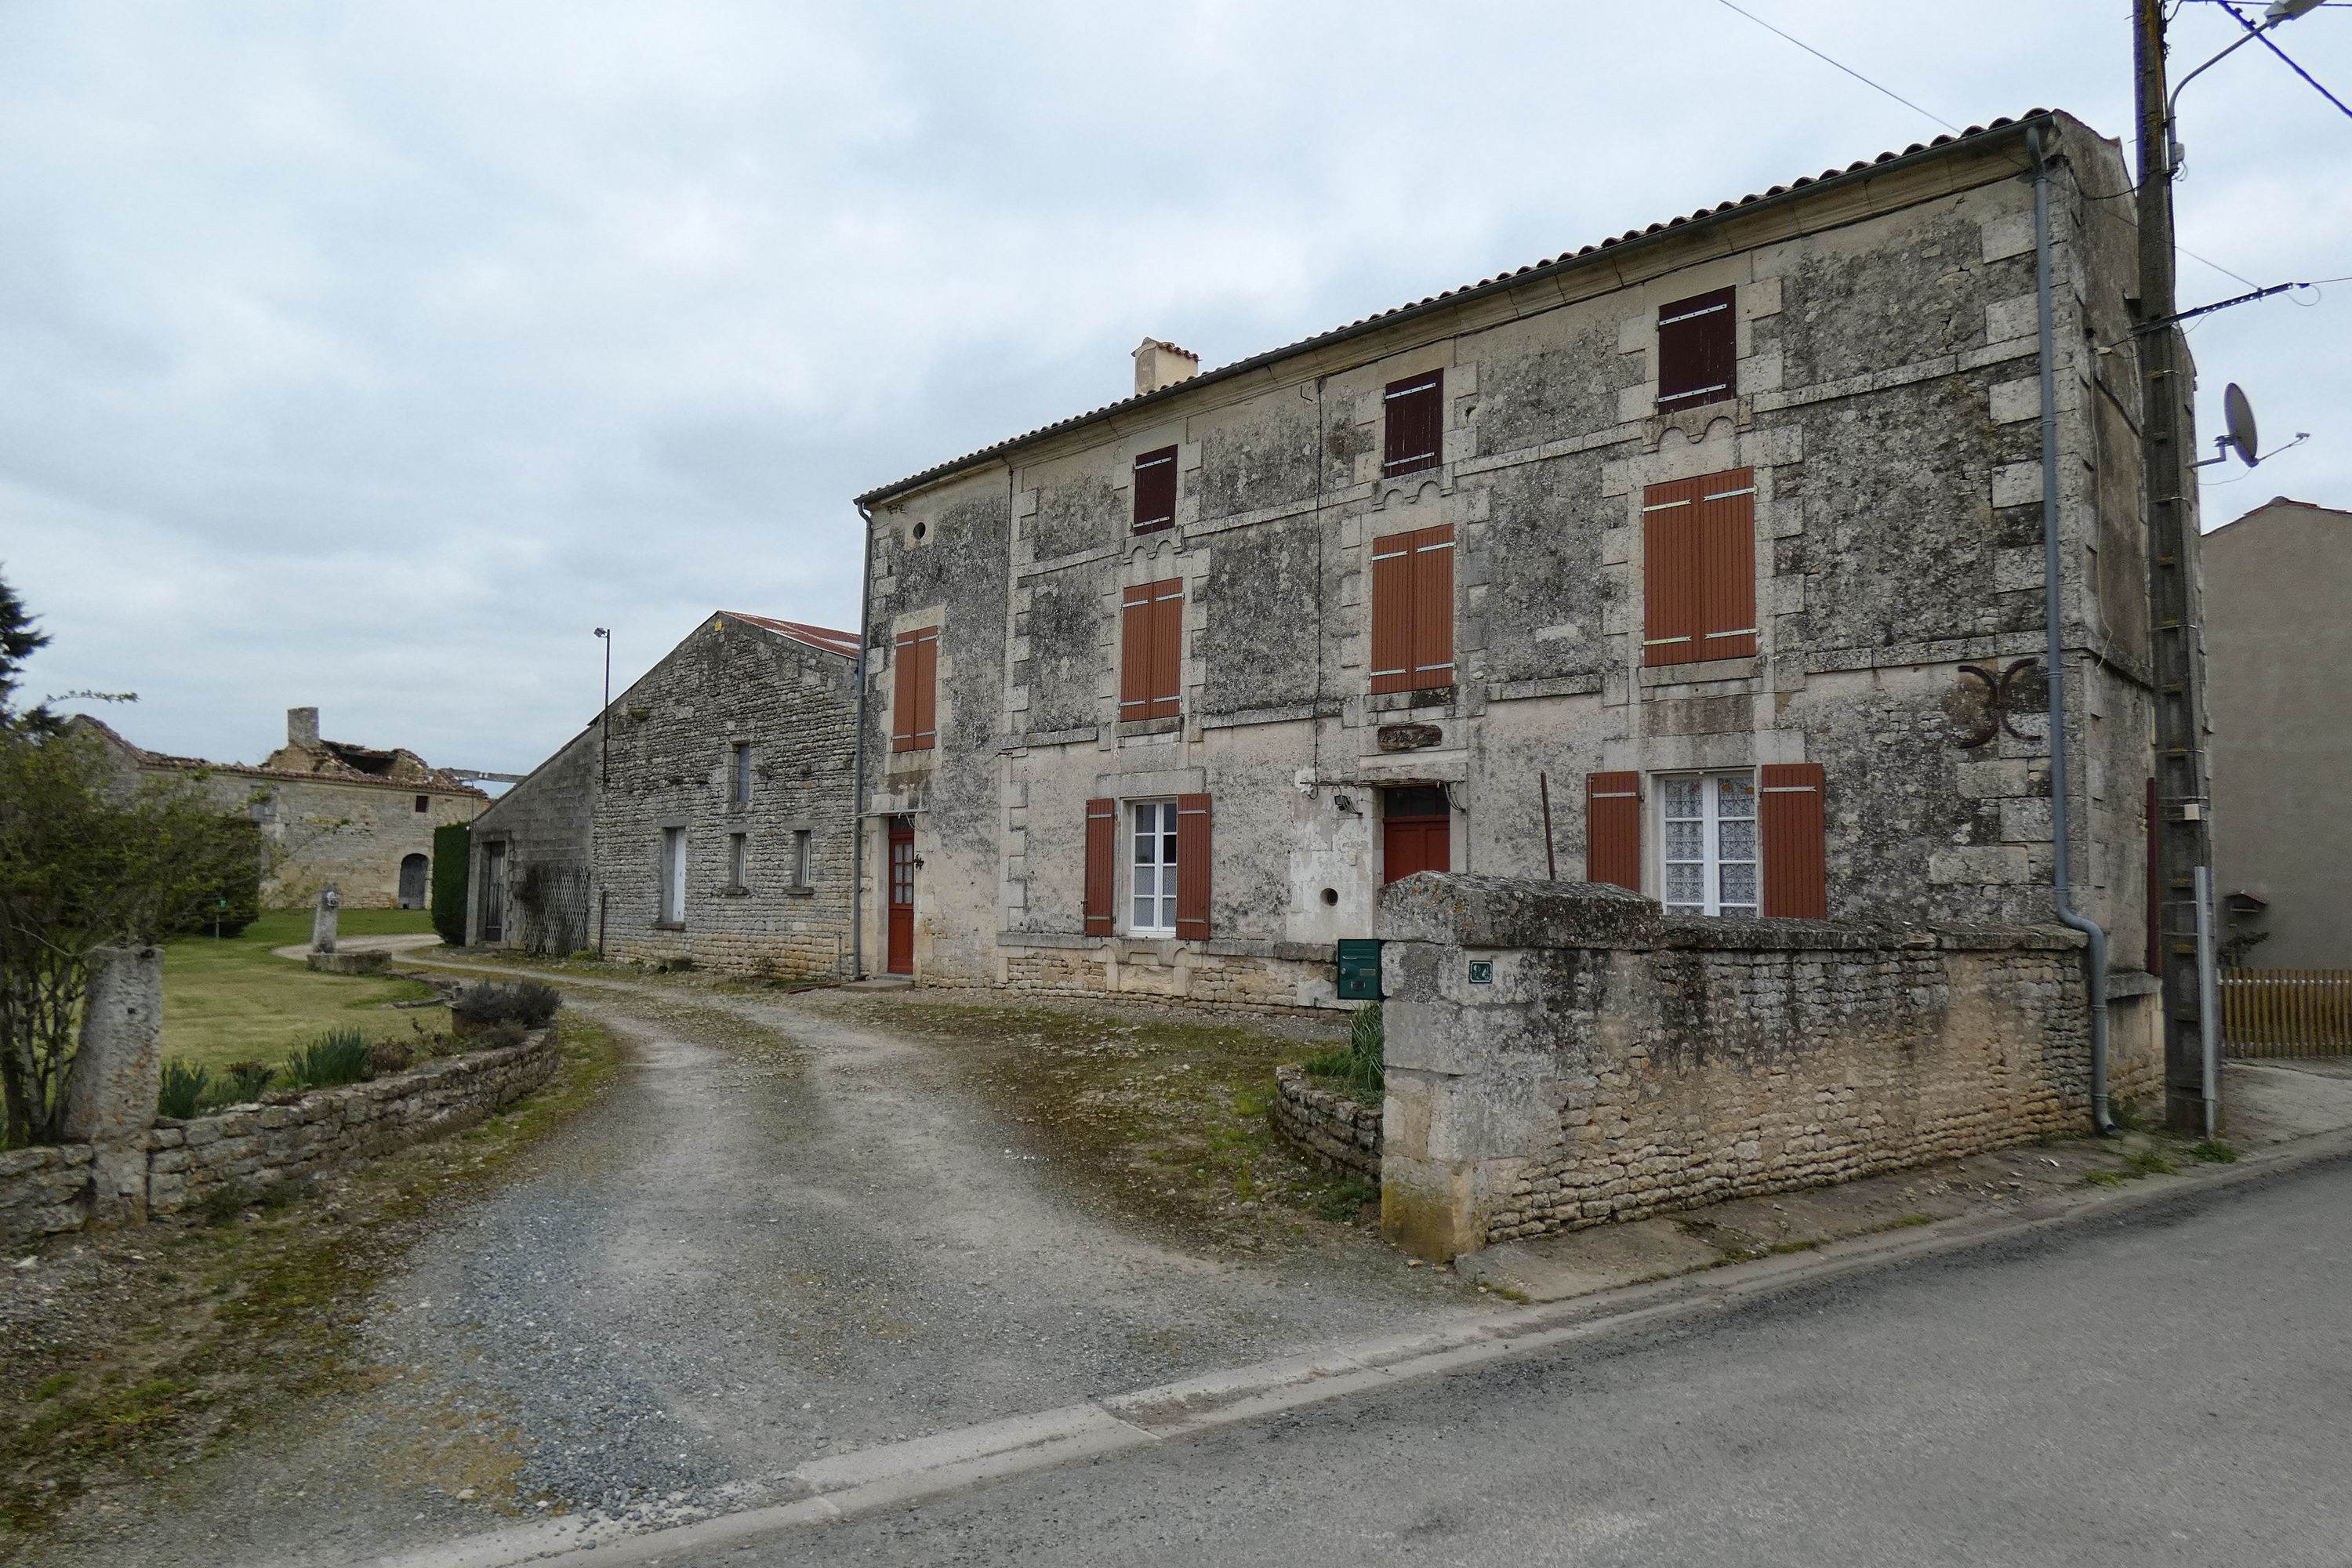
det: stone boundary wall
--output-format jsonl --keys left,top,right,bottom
{"left": 999, "top": 938, "right": 1339, "bottom": 1016}
{"left": 1377, "top": 875, "right": 2132, "bottom": 1261}
{"left": 1271, "top": 1065, "right": 1382, "bottom": 1178}
{"left": 0, "top": 1028, "right": 561, "bottom": 1247}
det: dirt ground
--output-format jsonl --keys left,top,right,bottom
{"left": 7, "top": 971, "right": 1465, "bottom": 1568}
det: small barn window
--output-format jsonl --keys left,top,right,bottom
{"left": 728, "top": 833, "right": 750, "bottom": 891}
{"left": 414, "top": 794, "right": 429, "bottom": 813}
{"left": 793, "top": 829, "right": 813, "bottom": 887}
{"left": 1133, "top": 446, "right": 1178, "bottom": 533}
{"left": 730, "top": 742, "right": 752, "bottom": 806}
{"left": 1381, "top": 371, "right": 1444, "bottom": 477}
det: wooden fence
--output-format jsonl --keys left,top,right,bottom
{"left": 2221, "top": 969, "right": 2352, "bottom": 1057}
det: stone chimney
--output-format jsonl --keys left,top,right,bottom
{"left": 1133, "top": 338, "right": 1200, "bottom": 397}
{"left": 287, "top": 706, "right": 320, "bottom": 750}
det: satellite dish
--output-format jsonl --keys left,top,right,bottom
{"left": 2223, "top": 383, "right": 2259, "bottom": 466}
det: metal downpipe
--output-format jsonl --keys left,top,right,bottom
{"left": 2031, "top": 123, "right": 2116, "bottom": 1134}
{"left": 849, "top": 503, "right": 876, "bottom": 980}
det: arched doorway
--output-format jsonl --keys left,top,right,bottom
{"left": 398, "top": 852, "right": 429, "bottom": 909}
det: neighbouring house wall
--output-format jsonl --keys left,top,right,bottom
{"left": 468, "top": 724, "right": 600, "bottom": 953}
{"left": 1372, "top": 874, "right": 2151, "bottom": 1261}
{"left": 0, "top": 1030, "right": 561, "bottom": 1248}
{"left": 857, "top": 113, "right": 2157, "bottom": 1013}
{"left": 2206, "top": 500, "right": 2352, "bottom": 968}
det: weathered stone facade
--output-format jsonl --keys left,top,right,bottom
{"left": 1374, "top": 874, "right": 2158, "bottom": 1260}
{"left": 70, "top": 709, "right": 485, "bottom": 909}
{"left": 1271, "top": 1064, "right": 1382, "bottom": 1178}
{"left": 0, "top": 1029, "right": 560, "bottom": 1248}
{"left": 469, "top": 612, "right": 861, "bottom": 977}
{"left": 851, "top": 111, "right": 2167, "bottom": 1051}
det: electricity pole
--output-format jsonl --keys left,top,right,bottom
{"left": 2133, "top": 0, "right": 2216, "bottom": 1134}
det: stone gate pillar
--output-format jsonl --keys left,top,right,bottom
{"left": 59, "top": 946, "right": 164, "bottom": 1225}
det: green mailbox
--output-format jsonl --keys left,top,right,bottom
{"left": 1336, "top": 938, "right": 1384, "bottom": 1002}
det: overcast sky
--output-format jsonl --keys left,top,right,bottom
{"left": 5, "top": 1, "right": 2347, "bottom": 778}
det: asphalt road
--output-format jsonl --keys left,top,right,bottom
{"left": 702, "top": 1155, "right": 2352, "bottom": 1568}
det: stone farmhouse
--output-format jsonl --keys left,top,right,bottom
{"left": 2205, "top": 497, "right": 2352, "bottom": 967}
{"left": 467, "top": 612, "right": 861, "bottom": 975}
{"left": 71, "top": 707, "right": 486, "bottom": 909}
{"left": 850, "top": 110, "right": 2170, "bottom": 1062}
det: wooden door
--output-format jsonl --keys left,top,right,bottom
{"left": 886, "top": 819, "right": 915, "bottom": 975}
{"left": 1381, "top": 786, "right": 1450, "bottom": 884}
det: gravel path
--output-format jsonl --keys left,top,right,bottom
{"left": 50, "top": 975, "right": 1469, "bottom": 1568}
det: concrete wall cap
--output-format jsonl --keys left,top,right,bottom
{"left": 1376, "top": 874, "right": 1664, "bottom": 950}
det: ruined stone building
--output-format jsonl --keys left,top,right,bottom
{"left": 71, "top": 707, "right": 486, "bottom": 908}
{"left": 2206, "top": 497, "right": 2352, "bottom": 967}
{"left": 466, "top": 612, "right": 861, "bottom": 975}
{"left": 850, "top": 110, "right": 2171, "bottom": 1053}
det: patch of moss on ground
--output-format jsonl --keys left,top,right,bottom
{"left": 857, "top": 999, "right": 1372, "bottom": 1251}
{"left": 0, "top": 1018, "right": 622, "bottom": 1549}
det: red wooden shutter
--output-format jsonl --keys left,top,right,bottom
{"left": 1382, "top": 370, "right": 1443, "bottom": 477}
{"left": 1120, "top": 587, "right": 1152, "bottom": 720}
{"left": 1083, "top": 798, "right": 1116, "bottom": 935}
{"left": 1642, "top": 480, "right": 1701, "bottom": 667}
{"left": 1412, "top": 525, "right": 1455, "bottom": 689}
{"left": 1174, "top": 793, "right": 1211, "bottom": 940}
{"left": 1657, "top": 286, "right": 1736, "bottom": 411}
{"left": 1759, "top": 763, "right": 1827, "bottom": 919}
{"left": 1586, "top": 771, "right": 1642, "bottom": 891}
{"left": 1120, "top": 580, "right": 1183, "bottom": 720}
{"left": 1133, "top": 445, "right": 1178, "bottom": 533}
{"left": 1697, "top": 470, "right": 1758, "bottom": 660}
{"left": 892, "top": 628, "right": 938, "bottom": 752}
{"left": 1370, "top": 532, "right": 1414, "bottom": 693}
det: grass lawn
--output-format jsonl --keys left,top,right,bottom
{"left": 161, "top": 909, "right": 450, "bottom": 1075}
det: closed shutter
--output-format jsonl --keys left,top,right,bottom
{"left": 1133, "top": 445, "right": 1178, "bottom": 533}
{"left": 1174, "top": 793, "right": 1211, "bottom": 940}
{"left": 1381, "top": 370, "right": 1443, "bottom": 477}
{"left": 1759, "top": 763, "right": 1827, "bottom": 918}
{"left": 899, "top": 628, "right": 940, "bottom": 750}
{"left": 1120, "top": 579, "right": 1183, "bottom": 720}
{"left": 891, "top": 628, "right": 939, "bottom": 752}
{"left": 1586, "top": 771, "right": 1642, "bottom": 891}
{"left": 1412, "top": 526, "right": 1455, "bottom": 689}
{"left": 1083, "top": 798, "right": 1116, "bottom": 935}
{"left": 1697, "top": 471, "right": 1758, "bottom": 660}
{"left": 1370, "top": 524, "right": 1454, "bottom": 694}
{"left": 1657, "top": 286, "right": 1736, "bottom": 411}
{"left": 1642, "top": 481, "right": 1701, "bottom": 667}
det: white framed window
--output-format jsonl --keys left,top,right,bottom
{"left": 660, "top": 826, "right": 688, "bottom": 923}
{"left": 728, "top": 832, "right": 750, "bottom": 891}
{"left": 1131, "top": 800, "right": 1179, "bottom": 935}
{"left": 1660, "top": 773, "right": 1758, "bottom": 916}
{"left": 792, "top": 829, "right": 813, "bottom": 887}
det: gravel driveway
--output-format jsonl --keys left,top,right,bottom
{"left": 50, "top": 973, "right": 1467, "bottom": 1568}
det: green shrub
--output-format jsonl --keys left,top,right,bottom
{"left": 368, "top": 1037, "right": 414, "bottom": 1077}
{"left": 475, "top": 1019, "right": 528, "bottom": 1050}
{"left": 157, "top": 1060, "right": 209, "bottom": 1120}
{"left": 198, "top": 1181, "right": 252, "bottom": 1225}
{"left": 283, "top": 1029, "right": 372, "bottom": 1091}
{"left": 2189, "top": 1138, "right": 2238, "bottom": 1163}
{"left": 430, "top": 822, "right": 471, "bottom": 946}
{"left": 451, "top": 979, "right": 560, "bottom": 1032}
{"left": 205, "top": 1061, "right": 274, "bottom": 1107}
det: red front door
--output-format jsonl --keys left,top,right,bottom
{"left": 887, "top": 819, "right": 916, "bottom": 975}
{"left": 1381, "top": 786, "right": 1451, "bottom": 884}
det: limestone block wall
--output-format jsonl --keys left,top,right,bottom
{"left": 1377, "top": 873, "right": 2129, "bottom": 1261}
{"left": 0, "top": 1029, "right": 560, "bottom": 1246}
{"left": 1272, "top": 1065, "right": 1382, "bottom": 1178}
{"left": 172, "top": 767, "right": 483, "bottom": 910}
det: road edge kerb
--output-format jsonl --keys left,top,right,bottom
{"left": 347, "top": 1116, "right": 2352, "bottom": 1568}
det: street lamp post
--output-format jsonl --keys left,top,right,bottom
{"left": 2132, "top": 0, "right": 2321, "bottom": 1134}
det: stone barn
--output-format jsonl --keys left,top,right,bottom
{"left": 469, "top": 612, "right": 862, "bottom": 977}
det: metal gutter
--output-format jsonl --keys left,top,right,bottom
{"left": 848, "top": 506, "right": 876, "bottom": 980}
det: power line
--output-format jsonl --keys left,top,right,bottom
{"left": 1710, "top": 0, "right": 1963, "bottom": 134}
{"left": 2217, "top": 2, "right": 2352, "bottom": 122}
